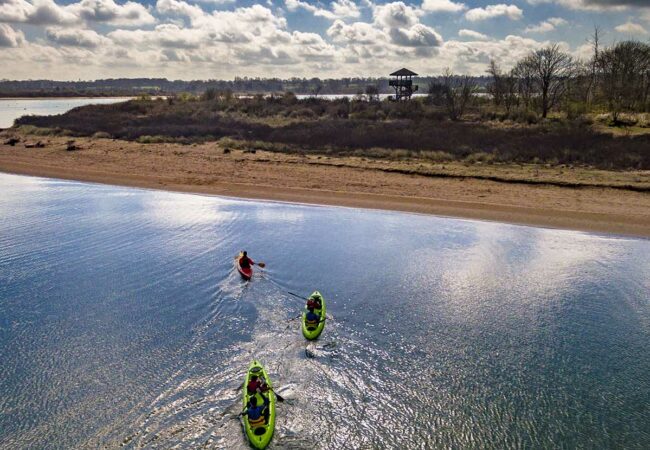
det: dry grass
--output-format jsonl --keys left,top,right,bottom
{"left": 12, "top": 97, "right": 650, "bottom": 170}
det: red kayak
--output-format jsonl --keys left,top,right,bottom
{"left": 236, "top": 253, "right": 253, "bottom": 280}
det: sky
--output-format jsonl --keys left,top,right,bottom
{"left": 0, "top": 0, "right": 649, "bottom": 80}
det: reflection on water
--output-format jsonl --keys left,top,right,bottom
{"left": 0, "top": 97, "right": 130, "bottom": 128}
{"left": 0, "top": 173, "right": 648, "bottom": 448}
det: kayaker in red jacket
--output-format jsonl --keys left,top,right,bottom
{"left": 239, "top": 251, "right": 254, "bottom": 269}
{"left": 247, "top": 375, "right": 269, "bottom": 394}
{"left": 307, "top": 296, "right": 321, "bottom": 310}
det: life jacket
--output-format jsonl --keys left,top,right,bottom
{"left": 248, "top": 415, "right": 265, "bottom": 428}
{"left": 239, "top": 256, "right": 251, "bottom": 269}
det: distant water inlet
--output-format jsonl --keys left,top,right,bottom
{"left": 0, "top": 97, "right": 130, "bottom": 128}
{"left": 0, "top": 173, "right": 648, "bottom": 448}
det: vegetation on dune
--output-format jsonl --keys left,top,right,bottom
{"left": 13, "top": 38, "right": 650, "bottom": 170}
{"left": 15, "top": 93, "right": 648, "bottom": 170}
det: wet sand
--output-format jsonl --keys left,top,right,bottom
{"left": 1, "top": 135, "right": 649, "bottom": 237}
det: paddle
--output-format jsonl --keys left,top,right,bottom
{"left": 287, "top": 291, "right": 306, "bottom": 300}
{"left": 270, "top": 388, "right": 285, "bottom": 402}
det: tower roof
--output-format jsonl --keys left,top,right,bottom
{"left": 390, "top": 68, "right": 418, "bottom": 76}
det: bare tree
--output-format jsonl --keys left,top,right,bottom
{"left": 597, "top": 40, "right": 650, "bottom": 122}
{"left": 311, "top": 83, "right": 323, "bottom": 97}
{"left": 503, "top": 71, "right": 519, "bottom": 115}
{"left": 486, "top": 60, "right": 504, "bottom": 108}
{"left": 527, "top": 44, "right": 575, "bottom": 118}
{"left": 365, "top": 85, "right": 379, "bottom": 102}
{"left": 512, "top": 58, "right": 536, "bottom": 110}
{"left": 427, "top": 78, "right": 446, "bottom": 106}
{"left": 441, "top": 68, "right": 477, "bottom": 120}
{"left": 585, "top": 26, "right": 601, "bottom": 107}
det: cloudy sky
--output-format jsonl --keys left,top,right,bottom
{"left": 1, "top": 0, "right": 649, "bottom": 80}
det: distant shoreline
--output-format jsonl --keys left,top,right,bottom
{"left": 1, "top": 134, "right": 648, "bottom": 238}
{"left": 0, "top": 96, "right": 134, "bottom": 100}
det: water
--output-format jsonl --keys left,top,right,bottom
{"left": 0, "top": 98, "right": 130, "bottom": 128}
{"left": 0, "top": 173, "right": 648, "bottom": 449}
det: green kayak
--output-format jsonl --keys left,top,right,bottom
{"left": 242, "top": 360, "right": 275, "bottom": 449}
{"left": 302, "top": 291, "right": 326, "bottom": 340}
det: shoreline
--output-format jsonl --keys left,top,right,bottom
{"left": 1, "top": 135, "right": 649, "bottom": 238}
{"left": 0, "top": 96, "right": 135, "bottom": 101}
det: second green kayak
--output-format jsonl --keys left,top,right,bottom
{"left": 302, "top": 291, "right": 326, "bottom": 340}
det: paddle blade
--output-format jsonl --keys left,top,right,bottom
{"left": 257, "top": 262, "right": 266, "bottom": 268}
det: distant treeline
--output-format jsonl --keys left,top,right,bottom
{"left": 0, "top": 76, "right": 491, "bottom": 97}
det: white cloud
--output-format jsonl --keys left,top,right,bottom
{"left": 0, "top": 23, "right": 25, "bottom": 47}
{"left": 67, "top": 0, "right": 155, "bottom": 26}
{"left": 373, "top": 1, "right": 421, "bottom": 29}
{"left": 0, "top": 0, "right": 154, "bottom": 26}
{"left": 614, "top": 21, "right": 648, "bottom": 34}
{"left": 390, "top": 23, "right": 442, "bottom": 46}
{"left": 46, "top": 27, "right": 106, "bottom": 47}
{"left": 0, "top": 0, "right": 572, "bottom": 79}
{"left": 371, "top": 2, "right": 442, "bottom": 48}
{"left": 465, "top": 4, "right": 523, "bottom": 22}
{"left": 0, "top": 0, "right": 77, "bottom": 25}
{"left": 458, "top": 29, "right": 490, "bottom": 40}
{"left": 193, "top": 0, "right": 235, "bottom": 3}
{"left": 327, "top": 19, "right": 386, "bottom": 44}
{"left": 437, "top": 34, "right": 549, "bottom": 73}
{"left": 156, "top": 0, "right": 204, "bottom": 23}
{"left": 285, "top": 0, "right": 361, "bottom": 20}
{"left": 421, "top": 0, "right": 466, "bottom": 13}
{"left": 524, "top": 17, "right": 567, "bottom": 33}
{"left": 525, "top": 0, "right": 629, "bottom": 11}
{"left": 108, "top": 24, "right": 202, "bottom": 48}
{"left": 331, "top": 0, "right": 361, "bottom": 18}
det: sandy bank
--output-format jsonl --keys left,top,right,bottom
{"left": 1, "top": 135, "right": 649, "bottom": 237}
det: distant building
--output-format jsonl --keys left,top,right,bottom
{"left": 389, "top": 68, "right": 418, "bottom": 100}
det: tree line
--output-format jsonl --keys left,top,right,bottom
{"left": 0, "top": 76, "right": 489, "bottom": 97}
{"left": 430, "top": 34, "right": 650, "bottom": 122}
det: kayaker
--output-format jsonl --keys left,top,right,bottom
{"left": 239, "top": 251, "right": 254, "bottom": 269}
{"left": 247, "top": 375, "right": 269, "bottom": 394}
{"left": 307, "top": 296, "right": 322, "bottom": 310}
{"left": 242, "top": 395, "right": 269, "bottom": 426}
{"left": 305, "top": 307, "right": 321, "bottom": 325}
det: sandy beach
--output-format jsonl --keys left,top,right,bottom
{"left": 1, "top": 134, "right": 649, "bottom": 237}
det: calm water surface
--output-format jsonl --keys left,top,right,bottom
{"left": 0, "top": 173, "right": 648, "bottom": 449}
{"left": 0, "top": 98, "right": 130, "bottom": 128}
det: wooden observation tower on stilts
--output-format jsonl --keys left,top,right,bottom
{"left": 389, "top": 68, "right": 418, "bottom": 100}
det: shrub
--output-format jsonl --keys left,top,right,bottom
{"left": 289, "top": 108, "right": 317, "bottom": 119}
{"left": 464, "top": 152, "right": 496, "bottom": 163}
{"left": 136, "top": 135, "right": 168, "bottom": 143}
{"left": 419, "top": 150, "right": 455, "bottom": 162}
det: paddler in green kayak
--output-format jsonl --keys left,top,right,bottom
{"left": 241, "top": 394, "right": 270, "bottom": 428}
